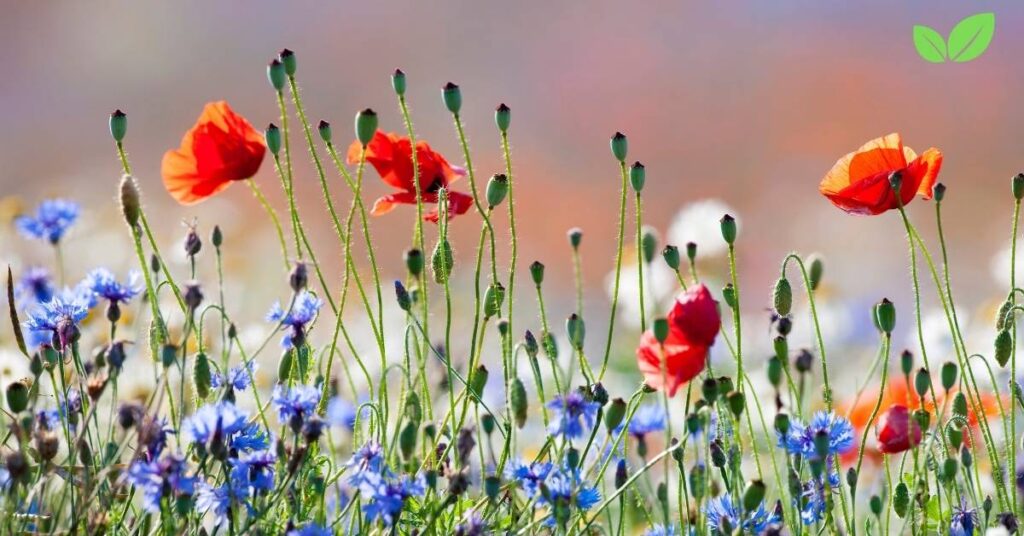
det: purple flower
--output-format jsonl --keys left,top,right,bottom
{"left": 345, "top": 441, "right": 385, "bottom": 484}
{"left": 704, "top": 494, "right": 779, "bottom": 535}
{"left": 358, "top": 472, "right": 426, "bottom": 527}
{"left": 455, "top": 512, "right": 487, "bottom": 536}
{"left": 781, "top": 411, "right": 855, "bottom": 459}
{"left": 183, "top": 402, "right": 266, "bottom": 454}
{"left": 327, "top": 397, "right": 357, "bottom": 430}
{"left": 950, "top": 497, "right": 977, "bottom": 536}
{"left": 211, "top": 361, "right": 257, "bottom": 391}
{"left": 626, "top": 403, "right": 666, "bottom": 438}
{"left": 15, "top": 199, "right": 79, "bottom": 244}
{"left": 505, "top": 459, "right": 554, "bottom": 499}
{"left": 267, "top": 291, "right": 323, "bottom": 348}
{"left": 23, "top": 292, "right": 89, "bottom": 350}
{"left": 15, "top": 267, "right": 54, "bottom": 305}
{"left": 547, "top": 391, "right": 600, "bottom": 440}
{"left": 535, "top": 464, "right": 601, "bottom": 526}
{"left": 85, "top": 268, "right": 141, "bottom": 304}
{"left": 230, "top": 450, "right": 276, "bottom": 493}
{"left": 124, "top": 454, "right": 197, "bottom": 513}
{"left": 272, "top": 384, "right": 320, "bottom": 431}
{"left": 195, "top": 480, "right": 249, "bottom": 524}
{"left": 287, "top": 525, "right": 332, "bottom": 536}
{"left": 644, "top": 526, "right": 679, "bottom": 536}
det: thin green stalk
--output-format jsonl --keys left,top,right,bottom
{"left": 245, "top": 179, "right": 291, "bottom": 272}
{"left": 599, "top": 160, "right": 630, "bottom": 381}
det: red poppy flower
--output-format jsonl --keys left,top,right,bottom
{"left": 668, "top": 284, "right": 721, "bottom": 347}
{"left": 347, "top": 131, "right": 473, "bottom": 222}
{"left": 635, "top": 327, "right": 707, "bottom": 397}
{"left": 819, "top": 133, "right": 942, "bottom": 215}
{"left": 161, "top": 101, "right": 266, "bottom": 205}
{"left": 875, "top": 404, "right": 922, "bottom": 454}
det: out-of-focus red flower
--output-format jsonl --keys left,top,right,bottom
{"left": 348, "top": 131, "right": 472, "bottom": 222}
{"left": 668, "top": 284, "right": 721, "bottom": 347}
{"left": 635, "top": 328, "right": 707, "bottom": 397}
{"left": 819, "top": 133, "right": 942, "bottom": 215}
{"left": 162, "top": 101, "right": 266, "bottom": 205}
{"left": 875, "top": 404, "right": 921, "bottom": 454}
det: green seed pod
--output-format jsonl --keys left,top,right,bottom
{"left": 355, "top": 108, "right": 378, "bottom": 147}
{"left": 391, "top": 69, "right": 407, "bottom": 96}
{"left": 278, "top": 48, "right": 296, "bottom": 75}
{"left": 403, "top": 248, "right": 423, "bottom": 277}
{"left": 399, "top": 420, "right": 418, "bottom": 460}
{"left": 469, "top": 365, "right": 489, "bottom": 400}
{"left": 719, "top": 214, "right": 737, "bottom": 245}
{"left": 900, "top": 350, "right": 913, "bottom": 377}
{"left": 265, "top": 124, "right": 281, "bottom": 155}
{"left": 689, "top": 464, "right": 706, "bottom": 500}
{"left": 875, "top": 298, "right": 896, "bottom": 334}
{"left": 952, "top": 392, "right": 968, "bottom": 419}
{"left": 442, "top": 82, "right": 462, "bottom": 114}
{"left": 653, "top": 318, "right": 669, "bottom": 344}
{"left": 716, "top": 376, "right": 735, "bottom": 395}
{"left": 510, "top": 378, "right": 528, "bottom": 428}
{"left": 701, "top": 377, "right": 718, "bottom": 404}
{"left": 773, "top": 277, "right": 792, "bottom": 316}
{"left": 483, "top": 283, "right": 505, "bottom": 318}
{"left": 566, "top": 314, "right": 585, "bottom": 350}
{"left": 869, "top": 495, "right": 883, "bottom": 516}
{"left": 767, "top": 356, "right": 783, "bottom": 387}
{"left": 940, "top": 361, "right": 958, "bottom": 391}
{"left": 267, "top": 59, "right": 286, "bottom": 91}
{"left": 394, "top": 281, "right": 412, "bottom": 312}
{"left": 278, "top": 349, "right": 293, "bottom": 382}
{"left": 161, "top": 344, "right": 177, "bottom": 369}
{"left": 567, "top": 228, "right": 583, "bottom": 249}
{"left": 941, "top": 457, "right": 958, "bottom": 482}
{"left": 486, "top": 174, "right": 509, "bottom": 208}
{"left": 530, "top": 261, "right": 545, "bottom": 285}
{"left": 641, "top": 228, "right": 658, "bottom": 264}
{"left": 5, "top": 379, "right": 30, "bottom": 413}
{"left": 317, "top": 120, "right": 332, "bottom": 143}
{"left": 629, "top": 162, "right": 646, "bottom": 193}
{"left": 726, "top": 390, "right": 745, "bottom": 417}
{"left": 722, "top": 284, "right": 737, "bottom": 309}
{"left": 662, "top": 245, "right": 680, "bottom": 271}
{"left": 1014, "top": 173, "right": 1024, "bottom": 201}
{"left": 808, "top": 254, "right": 824, "bottom": 291}
{"left": 742, "top": 480, "right": 766, "bottom": 512}
{"left": 934, "top": 182, "right": 946, "bottom": 202}
{"left": 773, "top": 335, "right": 789, "bottom": 363}
{"left": 495, "top": 103, "right": 511, "bottom": 132}
{"left": 913, "top": 409, "right": 931, "bottom": 432}
{"left": 610, "top": 132, "right": 628, "bottom": 162}
{"left": 914, "top": 368, "right": 931, "bottom": 398}
{"left": 961, "top": 445, "right": 973, "bottom": 468}
{"left": 109, "top": 109, "right": 127, "bottom": 142}
{"left": 431, "top": 238, "right": 454, "bottom": 284}
{"left": 995, "top": 329, "right": 1013, "bottom": 367}
{"left": 774, "top": 412, "right": 791, "bottom": 436}
{"left": 193, "top": 352, "right": 211, "bottom": 400}
{"left": 893, "top": 482, "right": 910, "bottom": 518}
{"left": 480, "top": 413, "right": 495, "bottom": 435}
{"left": 605, "top": 398, "right": 626, "bottom": 431}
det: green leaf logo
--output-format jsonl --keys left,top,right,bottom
{"left": 912, "top": 12, "right": 995, "bottom": 64}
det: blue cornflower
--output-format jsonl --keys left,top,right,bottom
{"left": 15, "top": 267, "right": 54, "bottom": 305}
{"left": 796, "top": 470, "right": 841, "bottom": 525}
{"left": 358, "top": 472, "right": 427, "bottom": 527}
{"left": 505, "top": 459, "right": 554, "bottom": 499}
{"left": 58, "top": 388, "right": 82, "bottom": 421}
{"left": 781, "top": 411, "right": 855, "bottom": 459}
{"left": 211, "top": 361, "right": 257, "bottom": 391}
{"left": 627, "top": 403, "right": 667, "bottom": 438}
{"left": 195, "top": 480, "right": 250, "bottom": 524}
{"left": 124, "top": 454, "right": 197, "bottom": 513}
{"left": 547, "top": 391, "right": 600, "bottom": 440}
{"left": 536, "top": 464, "right": 601, "bottom": 526}
{"left": 346, "top": 441, "right": 386, "bottom": 485}
{"left": 230, "top": 450, "right": 276, "bottom": 493}
{"left": 267, "top": 290, "right": 323, "bottom": 348}
{"left": 15, "top": 199, "right": 80, "bottom": 244}
{"left": 23, "top": 292, "right": 90, "bottom": 349}
{"left": 232, "top": 423, "right": 271, "bottom": 452}
{"left": 287, "top": 524, "right": 332, "bottom": 536}
{"left": 950, "top": 497, "right": 977, "bottom": 536}
{"left": 455, "top": 512, "right": 487, "bottom": 536}
{"left": 645, "top": 525, "right": 679, "bottom": 536}
{"left": 85, "top": 268, "right": 141, "bottom": 304}
{"left": 183, "top": 401, "right": 266, "bottom": 454}
{"left": 272, "top": 384, "right": 320, "bottom": 431}
{"left": 704, "top": 494, "right": 780, "bottom": 535}
{"left": 36, "top": 409, "right": 60, "bottom": 431}
{"left": 327, "top": 396, "right": 357, "bottom": 430}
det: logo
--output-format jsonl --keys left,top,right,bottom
{"left": 913, "top": 12, "right": 995, "bottom": 63}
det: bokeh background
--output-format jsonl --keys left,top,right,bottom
{"left": 2, "top": 1, "right": 1023, "bottom": 392}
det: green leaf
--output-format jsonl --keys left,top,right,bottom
{"left": 948, "top": 12, "right": 995, "bottom": 63}
{"left": 913, "top": 25, "right": 947, "bottom": 63}
{"left": 6, "top": 266, "right": 28, "bottom": 358}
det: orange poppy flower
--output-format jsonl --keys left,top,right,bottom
{"left": 161, "top": 101, "right": 266, "bottom": 205}
{"left": 347, "top": 131, "right": 473, "bottom": 222}
{"left": 819, "top": 133, "right": 942, "bottom": 215}
{"left": 635, "top": 327, "right": 707, "bottom": 397}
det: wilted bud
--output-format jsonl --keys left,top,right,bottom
{"left": 914, "top": 368, "right": 931, "bottom": 398}
{"left": 109, "top": 109, "right": 128, "bottom": 142}
{"left": 719, "top": 214, "right": 737, "bottom": 245}
{"left": 394, "top": 281, "right": 412, "bottom": 312}
{"left": 484, "top": 283, "right": 505, "bottom": 318}
{"left": 529, "top": 261, "right": 545, "bottom": 285}
{"left": 431, "top": 238, "right": 454, "bottom": 284}
{"left": 566, "top": 314, "right": 585, "bottom": 350}
{"left": 355, "top": 108, "right": 378, "bottom": 147}
{"left": 610, "top": 132, "right": 628, "bottom": 162}
{"left": 510, "top": 378, "right": 527, "bottom": 428}
{"left": 442, "top": 82, "right": 462, "bottom": 114}
{"left": 391, "top": 69, "right": 407, "bottom": 96}
{"left": 486, "top": 174, "right": 509, "bottom": 208}
{"left": 317, "top": 120, "right": 332, "bottom": 143}
{"left": 996, "top": 329, "right": 1013, "bottom": 367}
{"left": 267, "top": 59, "right": 286, "bottom": 91}
{"left": 629, "top": 162, "right": 646, "bottom": 193}
{"left": 119, "top": 175, "right": 141, "bottom": 228}
{"left": 278, "top": 48, "right": 296, "bottom": 75}
{"left": 35, "top": 428, "right": 60, "bottom": 461}
{"left": 773, "top": 277, "right": 792, "bottom": 316}
{"left": 605, "top": 398, "right": 626, "bottom": 431}
{"left": 289, "top": 262, "right": 308, "bottom": 292}
{"left": 941, "top": 361, "right": 958, "bottom": 391}
{"left": 193, "top": 352, "right": 211, "bottom": 400}
{"left": 6, "top": 379, "right": 30, "bottom": 413}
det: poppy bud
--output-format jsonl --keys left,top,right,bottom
{"left": 395, "top": 280, "right": 412, "bottom": 312}
{"left": 510, "top": 378, "right": 527, "bottom": 428}
{"left": 719, "top": 214, "right": 737, "bottom": 245}
{"left": 794, "top": 349, "right": 813, "bottom": 373}
{"left": 722, "top": 284, "right": 737, "bottom": 309}
{"left": 808, "top": 255, "right": 824, "bottom": 291}
{"left": 933, "top": 182, "right": 946, "bottom": 202}
{"left": 566, "top": 314, "right": 585, "bottom": 350}
{"left": 469, "top": 365, "right": 488, "bottom": 400}
{"left": 961, "top": 445, "right": 973, "bottom": 468}
{"left": 316, "top": 120, "right": 332, "bottom": 144}
{"left": 495, "top": 103, "right": 511, "bottom": 132}
{"left": 193, "top": 352, "right": 211, "bottom": 400}
{"left": 119, "top": 175, "right": 141, "bottom": 229}
{"left": 431, "top": 238, "right": 454, "bottom": 284}
{"left": 567, "top": 228, "right": 583, "bottom": 249}
{"left": 773, "top": 278, "right": 792, "bottom": 316}
{"left": 996, "top": 329, "right": 1013, "bottom": 367}
{"left": 161, "top": 344, "right": 177, "bottom": 369}
{"left": 529, "top": 261, "right": 545, "bottom": 285}
{"left": 984, "top": 496, "right": 994, "bottom": 517}
{"left": 591, "top": 382, "right": 609, "bottom": 406}
{"left": 701, "top": 377, "right": 718, "bottom": 403}
{"left": 391, "top": 69, "right": 407, "bottom": 96}
{"left": 641, "top": 227, "right": 658, "bottom": 264}
{"left": 264, "top": 123, "right": 282, "bottom": 155}
{"left": 869, "top": 495, "right": 883, "bottom": 516}
{"left": 399, "top": 420, "right": 417, "bottom": 461}
{"left": 874, "top": 299, "right": 896, "bottom": 334}
{"left": 605, "top": 398, "right": 626, "bottom": 431}
{"left": 355, "top": 108, "right": 378, "bottom": 147}
{"left": 742, "top": 480, "right": 766, "bottom": 512}
{"left": 442, "top": 82, "right": 462, "bottom": 114}
{"left": 610, "top": 132, "right": 628, "bottom": 162}
{"left": 686, "top": 241, "right": 698, "bottom": 263}
{"left": 726, "top": 390, "right": 745, "bottom": 417}
{"left": 717, "top": 376, "right": 734, "bottom": 394}
{"left": 774, "top": 412, "right": 791, "bottom": 436}
{"left": 278, "top": 48, "right": 296, "bottom": 75}
{"left": 403, "top": 392, "right": 422, "bottom": 425}
{"left": 689, "top": 464, "right": 706, "bottom": 500}
{"left": 940, "top": 361, "right": 958, "bottom": 391}
{"left": 662, "top": 245, "right": 680, "bottom": 271}
{"left": 952, "top": 392, "right": 968, "bottom": 419}
{"left": 1014, "top": 173, "right": 1024, "bottom": 201}
{"left": 211, "top": 225, "right": 223, "bottom": 249}
{"left": 767, "top": 356, "right": 783, "bottom": 387}
{"left": 290, "top": 262, "right": 308, "bottom": 292}
{"left": 947, "top": 423, "right": 963, "bottom": 448}
{"left": 524, "top": 330, "right": 539, "bottom": 359}
{"left": 542, "top": 331, "right": 558, "bottom": 360}
{"left": 710, "top": 440, "right": 727, "bottom": 468}
{"left": 652, "top": 318, "right": 669, "bottom": 344}
{"left": 483, "top": 283, "right": 505, "bottom": 318}
{"left": 109, "top": 109, "right": 128, "bottom": 142}
{"left": 773, "top": 336, "right": 789, "bottom": 364}
{"left": 913, "top": 408, "right": 930, "bottom": 432}
{"left": 914, "top": 368, "right": 931, "bottom": 398}
{"left": 629, "top": 162, "right": 646, "bottom": 193}
{"left": 846, "top": 467, "right": 858, "bottom": 490}
{"left": 497, "top": 319, "right": 509, "bottom": 338}
{"left": 267, "top": 59, "right": 286, "bottom": 91}
{"left": 6, "top": 379, "right": 29, "bottom": 413}
{"left": 614, "top": 458, "right": 628, "bottom": 488}
{"left": 150, "top": 253, "right": 161, "bottom": 274}
{"left": 898, "top": 350, "right": 913, "bottom": 377}
{"left": 486, "top": 174, "right": 509, "bottom": 208}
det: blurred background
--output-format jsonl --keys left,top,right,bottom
{"left": 1, "top": 1, "right": 1022, "bottom": 397}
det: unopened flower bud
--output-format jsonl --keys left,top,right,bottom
{"left": 914, "top": 368, "right": 931, "bottom": 398}
{"left": 431, "top": 238, "right": 454, "bottom": 284}
{"left": 442, "top": 82, "right": 462, "bottom": 114}
{"left": 391, "top": 69, "right": 407, "bottom": 96}
{"left": 567, "top": 228, "right": 583, "bottom": 249}
{"left": 952, "top": 392, "right": 968, "bottom": 419}
{"left": 794, "top": 349, "right": 813, "bottom": 373}
{"left": 605, "top": 398, "right": 626, "bottom": 431}
{"left": 720, "top": 214, "right": 737, "bottom": 245}
{"left": 875, "top": 298, "right": 896, "bottom": 334}
{"left": 899, "top": 350, "right": 913, "bottom": 376}
{"left": 566, "top": 314, "right": 585, "bottom": 350}
{"left": 399, "top": 420, "right": 418, "bottom": 461}
{"left": 510, "top": 378, "right": 527, "bottom": 428}
{"left": 193, "top": 352, "right": 211, "bottom": 400}
{"left": 109, "top": 109, "right": 127, "bottom": 142}
{"left": 529, "top": 261, "right": 545, "bottom": 285}
{"left": 1014, "top": 173, "right": 1024, "bottom": 201}
{"left": 524, "top": 330, "right": 539, "bottom": 359}
{"left": 355, "top": 108, "right": 378, "bottom": 146}
{"left": 641, "top": 227, "right": 658, "bottom": 264}
{"left": 940, "top": 361, "right": 958, "bottom": 391}
{"left": 996, "top": 329, "right": 1013, "bottom": 367}
{"left": 662, "top": 245, "right": 680, "bottom": 271}
{"left": 610, "top": 132, "right": 628, "bottom": 162}
{"left": 267, "top": 59, "right": 286, "bottom": 91}
{"left": 742, "top": 480, "right": 766, "bottom": 511}
{"left": 317, "top": 120, "right": 332, "bottom": 143}
{"left": 265, "top": 123, "right": 281, "bottom": 154}
{"left": 934, "top": 182, "right": 946, "bottom": 201}
{"left": 278, "top": 48, "right": 296, "bottom": 75}
{"left": 486, "top": 174, "right": 508, "bottom": 208}
{"left": 211, "top": 225, "right": 223, "bottom": 248}
{"left": 726, "top": 390, "right": 745, "bottom": 417}
{"left": 767, "top": 356, "right": 783, "bottom": 387}
{"left": 184, "top": 282, "right": 204, "bottom": 312}
{"left": 653, "top": 318, "right": 669, "bottom": 344}
{"left": 6, "top": 379, "right": 30, "bottom": 413}
{"left": 629, "top": 162, "right": 645, "bottom": 192}
{"left": 394, "top": 280, "right": 412, "bottom": 312}
{"left": 469, "top": 365, "right": 488, "bottom": 400}
{"left": 119, "top": 175, "right": 141, "bottom": 229}
{"left": 701, "top": 377, "right": 718, "bottom": 404}
{"left": 773, "top": 277, "right": 792, "bottom": 316}
{"left": 404, "top": 248, "right": 423, "bottom": 277}
{"left": 615, "top": 458, "right": 628, "bottom": 488}
{"left": 494, "top": 102, "right": 511, "bottom": 132}
{"left": 774, "top": 412, "right": 790, "bottom": 436}
{"left": 289, "top": 262, "right": 308, "bottom": 292}
{"left": 808, "top": 255, "right": 824, "bottom": 291}
{"left": 722, "top": 284, "right": 736, "bottom": 309}
{"left": 686, "top": 242, "right": 698, "bottom": 263}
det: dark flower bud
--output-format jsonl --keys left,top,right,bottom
{"left": 524, "top": 330, "right": 539, "bottom": 359}
{"left": 869, "top": 495, "right": 883, "bottom": 516}
{"left": 442, "top": 82, "right": 462, "bottom": 114}
{"left": 567, "top": 228, "right": 583, "bottom": 249}
{"left": 109, "top": 109, "right": 128, "bottom": 142}
{"left": 6, "top": 379, "right": 30, "bottom": 413}
{"left": 355, "top": 108, "right": 378, "bottom": 147}
{"left": 35, "top": 429, "right": 60, "bottom": 461}
{"left": 774, "top": 412, "right": 791, "bottom": 436}
{"left": 267, "top": 59, "right": 286, "bottom": 91}
{"left": 961, "top": 445, "right": 972, "bottom": 468}
{"left": 494, "top": 102, "right": 511, "bottom": 132}
{"left": 996, "top": 329, "right": 1013, "bottom": 367}
{"left": 483, "top": 283, "right": 505, "bottom": 318}
{"left": 161, "top": 344, "right": 178, "bottom": 369}
{"left": 629, "top": 162, "right": 646, "bottom": 193}
{"left": 193, "top": 352, "right": 211, "bottom": 400}
{"left": 776, "top": 317, "right": 792, "bottom": 336}
{"left": 812, "top": 429, "right": 830, "bottom": 460}
{"left": 278, "top": 48, "right": 296, "bottom": 75}
{"left": 590, "top": 382, "right": 609, "bottom": 406}
{"left": 117, "top": 402, "right": 143, "bottom": 429}
{"left": 888, "top": 171, "right": 903, "bottom": 192}
{"left": 742, "top": 480, "right": 766, "bottom": 512}
{"left": 566, "top": 314, "right": 585, "bottom": 350}
{"left": 614, "top": 458, "right": 628, "bottom": 488}
{"left": 662, "top": 245, "right": 680, "bottom": 271}
{"left": 767, "top": 356, "right": 783, "bottom": 387}
{"left": 610, "top": 132, "right": 628, "bottom": 162}
{"left": 302, "top": 415, "right": 325, "bottom": 443}
{"left": 119, "top": 175, "right": 141, "bottom": 229}
{"left": 846, "top": 467, "right": 858, "bottom": 489}
{"left": 317, "top": 120, "right": 332, "bottom": 143}
{"left": 184, "top": 228, "right": 202, "bottom": 257}
{"left": 701, "top": 377, "right": 718, "bottom": 404}
{"left": 807, "top": 254, "right": 824, "bottom": 291}
{"left": 897, "top": 351, "right": 913, "bottom": 378}
{"left": 719, "top": 214, "right": 737, "bottom": 245}
{"left": 211, "top": 225, "right": 223, "bottom": 248}
{"left": 150, "top": 253, "right": 161, "bottom": 274}
{"left": 184, "top": 282, "right": 204, "bottom": 312}
{"left": 794, "top": 349, "right": 813, "bottom": 373}
{"left": 933, "top": 182, "right": 946, "bottom": 201}
{"left": 726, "top": 390, "right": 745, "bottom": 417}
{"left": 1014, "top": 173, "right": 1024, "bottom": 201}
{"left": 710, "top": 440, "right": 727, "bottom": 468}
{"left": 265, "top": 123, "right": 281, "bottom": 154}
{"left": 604, "top": 398, "right": 626, "bottom": 431}
{"left": 486, "top": 174, "right": 508, "bottom": 208}
{"left": 480, "top": 413, "right": 495, "bottom": 436}
{"left": 940, "top": 361, "right": 958, "bottom": 391}
{"left": 289, "top": 262, "right": 308, "bottom": 292}
{"left": 497, "top": 319, "right": 509, "bottom": 338}
{"left": 653, "top": 318, "right": 669, "bottom": 344}
{"left": 914, "top": 368, "right": 931, "bottom": 398}
{"left": 686, "top": 242, "right": 698, "bottom": 263}
{"left": 657, "top": 481, "right": 668, "bottom": 506}
{"left": 395, "top": 280, "right": 412, "bottom": 312}
{"left": 485, "top": 475, "right": 501, "bottom": 499}
{"left": 998, "top": 512, "right": 1019, "bottom": 534}
{"left": 773, "top": 278, "right": 792, "bottom": 316}
{"left": 875, "top": 298, "right": 896, "bottom": 334}
{"left": 510, "top": 378, "right": 527, "bottom": 428}
{"left": 722, "top": 284, "right": 736, "bottom": 309}
{"left": 566, "top": 447, "right": 580, "bottom": 469}
{"left": 106, "top": 301, "right": 121, "bottom": 324}
{"left": 403, "top": 248, "right": 424, "bottom": 278}
{"left": 391, "top": 69, "right": 407, "bottom": 96}
{"left": 529, "top": 261, "right": 545, "bottom": 285}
